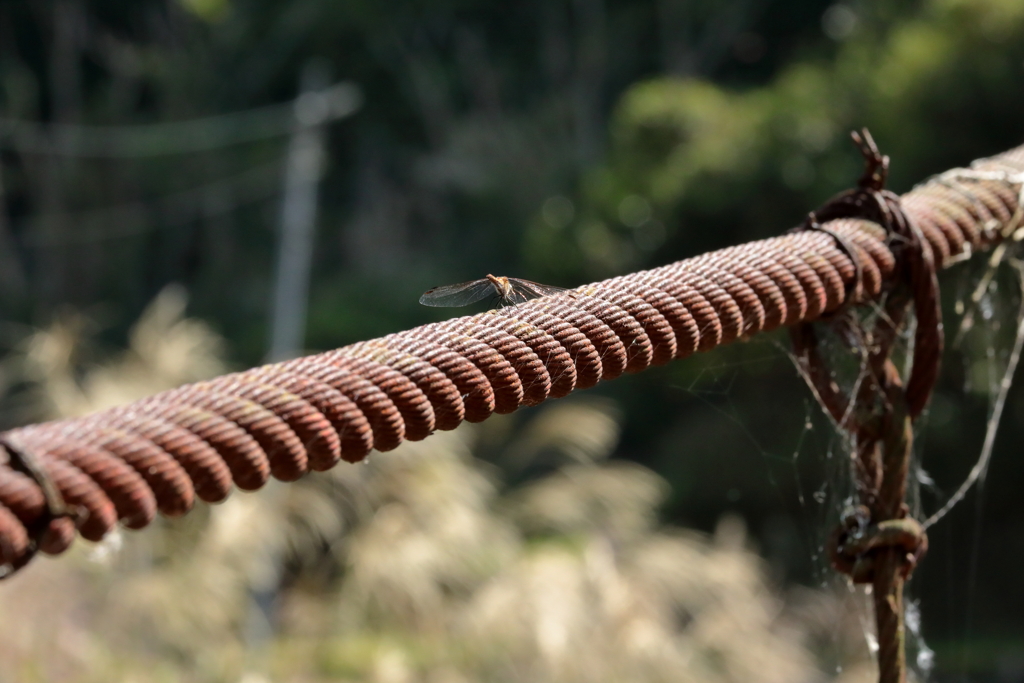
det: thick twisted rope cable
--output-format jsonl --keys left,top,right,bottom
{"left": 0, "top": 144, "right": 1021, "bottom": 575}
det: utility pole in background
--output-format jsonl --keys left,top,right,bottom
{"left": 267, "top": 63, "right": 361, "bottom": 361}
{"left": 255, "top": 66, "right": 361, "bottom": 645}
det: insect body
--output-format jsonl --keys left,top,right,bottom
{"left": 419, "top": 274, "right": 568, "bottom": 308}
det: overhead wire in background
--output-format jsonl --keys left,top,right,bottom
{"left": 19, "top": 161, "right": 285, "bottom": 248}
{"left": 1, "top": 80, "right": 361, "bottom": 249}
{"left": 0, "top": 83, "right": 362, "bottom": 158}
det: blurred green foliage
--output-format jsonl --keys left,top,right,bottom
{"left": 532, "top": 0, "right": 1024, "bottom": 284}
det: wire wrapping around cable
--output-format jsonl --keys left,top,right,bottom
{"left": 0, "top": 145, "right": 1022, "bottom": 575}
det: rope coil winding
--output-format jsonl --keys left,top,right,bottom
{"left": 0, "top": 143, "right": 1022, "bottom": 577}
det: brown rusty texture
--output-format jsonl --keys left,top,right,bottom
{"left": 0, "top": 144, "right": 1022, "bottom": 576}
{"left": 786, "top": 131, "right": 947, "bottom": 683}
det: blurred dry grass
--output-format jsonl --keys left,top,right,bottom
{"left": 0, "top": 288, "right": 877, "bottom": 683}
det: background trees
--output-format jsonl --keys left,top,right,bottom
{"left": 2, "top": 0, "right": 1024, "bottom": 678}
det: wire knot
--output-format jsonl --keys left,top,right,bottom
{"left": 812, "top": 129, "right": 903, "bottom": 228}
{"left": 791, "top": 129, "right": 910, "bottom": 306}
{"left": 792, "top": 128, "right": 942, "bottom": 418}
{"left": 827, "top": 505, "right": 929, "bottom": 584}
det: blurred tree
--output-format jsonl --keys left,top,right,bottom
{"left": 2, "top": 0, "right": 834, "bottom": 355}
{"left": 526, "top": 0, "right": 1024, "bottom": 284}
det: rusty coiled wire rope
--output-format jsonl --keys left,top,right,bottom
{"left": 0, "top": 144, "right": 1022, "bottom": 576}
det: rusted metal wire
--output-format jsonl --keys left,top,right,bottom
{"left": 0, "top": 143, "right": 1021, "bottom": 582}
{"left": 790, "top": 130, "right": 946, "bottom": 683}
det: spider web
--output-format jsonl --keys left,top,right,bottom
{"left": 625, "top": 232, "right": 1024, "bottom": 679}
{"left": 670, "top": 332, "right": 876, "bottom": 675}
{"left": 782, "top": 238, "right": 1024, "bottom": 680}
{"left": 923, "top": 244, "right": 1024, "bottom": 677}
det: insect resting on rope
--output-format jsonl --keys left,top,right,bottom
{"left": 419, "top": 274, "right": 572, "bottom": 308}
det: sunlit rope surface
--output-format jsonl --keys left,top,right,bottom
{"left": 0, "top": 145, "right": 1021, "bottom": 575}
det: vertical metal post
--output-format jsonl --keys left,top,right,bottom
{"left": 267, "top": 62, "right": 331, "bottom": 361}
{"left": 257, "top": 60, "right": 332, "bottom": 640}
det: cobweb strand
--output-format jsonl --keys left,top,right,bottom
{"left": 923, "top": 258, "right": 1024, "bottom": 529}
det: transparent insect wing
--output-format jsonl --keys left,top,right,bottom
{"left": 419, "top": 279, "right": 497, "bottom": 307}
{"left": 420, "top": 276, "right": 569, "bottom": 308}
{"left": 507, "top": 278, "right": 568, "bottom": 300}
